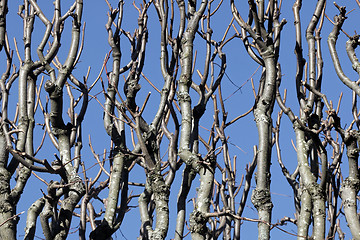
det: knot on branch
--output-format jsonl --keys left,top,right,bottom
{"left": 189, "top": 210, "right": 208, "bottom": 235}
{"left": 0, "top": 198, "right": 13, "bottom": 215}
{"left": 178, "top": 149, "right": 203, "bottom": 173}
{"left": 352, "top": 62, "right": 360, "bottom": 73}
{"left": 189, "top": 154, "right": 201, "bottom": 172}
{"left": 342, "top": 198, "right": 357, "bottom": 210}
{"left": 18, "top": 115, "right": 29, "bottom": 126}
{"left": 52, "top": 128, "right": 68, "bottom": 137}
{"left": 251, "top": 189, "right": 273, "bottom": 211}
{"left": 0, "top": 170, "right": 11, "bottom": 193}
{"left": 68, "top": 175, "right": 86, "bottom": 195}
{"left": 203, "top": 154, "right": 216, "bottom": 168}
{"left": 306, "top": 183, "right": 325, "bottom": 201}
{"left": 333, "top": 4, "right": 347, "bottom": 25}
{"left": 45, "top": 81, "right": 62, "bottom": 99}
{"left": 124, "top": 79, "right": 141, "bottom": 97}
{"left": 149, "top": 173, "right": 169, "bottom": 202}
{"left": 254, "top": 111, "right": 271, "bottom": 124}
{"left": 346, "top": 147, "right": 359, "bottom": 159}
{"left": 110, "top": 147, "right": 125, "bottom": 159}
{"left": 51, "top": 123, "right": 72, "bottom": 137}
{"left": 340, "top": 177, "right": 360, "bottom": 193}
{"left": 44, "top": 80, "right": 56, "bottom": 93}
{"left": 106, "top": 83, "right": 116, "bottom": 93}
{"left": 150, "top": 229, "right": 167, "bottom": 240}
{"left": 334, "top": 14, "right": 347, "bottom": 25}
{"left": 176, "top": 91, "right": 191, "bottom": 103}
{"left": 259, "top": 45, "right": 275, "bottom": 60}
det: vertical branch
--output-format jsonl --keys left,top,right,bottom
{"left": 39, "top": 1, "right": 86, "bottom": 239}
{"left": 91, "top": 1, "right": 127, "bottom": 239}
{"left": 177, "top": 0, "right": 207, "bottom": 167}
{"left": 305, "top": 0, "right": 326, "bottom": 111}
{"left": 327, "top": 3, "right": 360, "bottom": 240}
{"left": 0, "top": 1, "right": 15, "bottom": 237}
{"left": 0, "top": 0, "right": 7, "bottom": 52}
{"left": 231, "top": 1, "right": 284, "bottom": 239}
{"left": 287, "top": 1, "right": 327, "bottom": 239}
{"left": 328, "top": 5, "right": 360, "bottom": 96}
{"left": 293, "top": 0, "right": 307, "bottom": 111}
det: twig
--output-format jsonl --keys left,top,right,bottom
{"left": 0, "top": 211, "right": 25, "bottom": 227}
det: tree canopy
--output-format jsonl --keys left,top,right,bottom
{"left": 0, "top": 0, "right": 360, "bottom": 239}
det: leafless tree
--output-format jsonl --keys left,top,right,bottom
{"left": 0, "top": 0, "right": 360, "bottom": 239}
